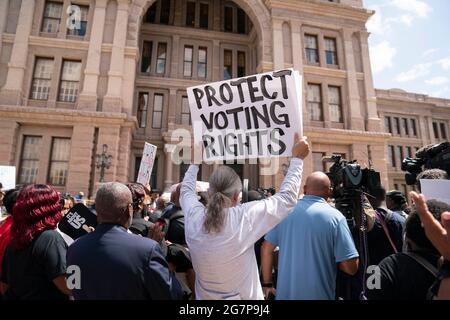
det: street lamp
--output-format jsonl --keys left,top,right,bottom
{"left": 95, "top": 144, "right": 113, "bottom": 182}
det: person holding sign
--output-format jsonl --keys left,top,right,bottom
{"left": 180, "top": 134, "right": 309, "bottom": 300}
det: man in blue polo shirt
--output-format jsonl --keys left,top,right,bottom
{"left": 261, "top": 172, "right": 359, "bottom": 300}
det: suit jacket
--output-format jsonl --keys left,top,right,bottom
{"left": 67, "top": 223, "right": 182, "bottom": 300}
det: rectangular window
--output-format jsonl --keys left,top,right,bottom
{"left": 385, "top": 116, "right": 392, "bottom": 133}
{"left": 307, "top": 84, "right": 322, "bottom": 121}
{"left": 48, "top": 137, "right": 71, "bottom": 186}
{"left": 150, "top": 157, "right": 158, "bottom": 190}
{"left": 305, "top": 35, "right": 319, "bottom": 64}
{"left": 237, "top": 8, "right": 246, "bottom": 34}
{"left": 156, "top": 42, "right": 167, "bottom": 74}
{"left": 199, "top": 3, "right": 209, "bottom": 29}
{"left": 440, "top": 123, "right": 447, "bottom": 139}
{"left": 223, "top": 49, "right": 232, "bottom": 80}
{"left": 141, "top": 41, "right": 153, "bottom": 73}
{"left": 313, "top": 152, "right": 326, "bottom": 172}
{"left": 237, "top": 51, "right": 246, "bottom": 78}
{"left": 394, "top": 184, "right": 399, "bottom": 191}
{"left": 67, "top": 5, "right": 89, "bottom": 37}
{"left": 186, "top": 1, "right": 196, "bottom": 27}
{"left": 410, "top": 118, "right": 417, "bottom": 136}
{"left": 41, "top": 1, "right": 62, "bottom": 33}
{"left": 183, "top": 45, "right": 193, "bottom": 77}
{"left": 58, "top": 60, "right": 81, "bottom": 102}
{"left": 181, "top": 96, "right": 191, "bottom": 125}
{"left": 145, "top": 2, "right": 156, "bottom": 23}
{"left": 30, "top": 58, "right": 54, "bottom": 100}
{"left": 224, "top": 6, "right": 233, "bottom": 32}
{"left": 19, "top": 136, "right": 42, "bottom": 184}
{"left": 198, "top": 47, "right": 207, "bottom": 78}
{"left": 402, "top": 118, "right": 409, "bottom": 136}
{"left": 393, "top": 117, "right": 400, "bottom": 135}
{"left": 325, "top": 37, "right": 338, "bottom": 65}
{"left": 137, "top": 92, "right": 149, "bottom": 128}
{"left": 433, "top": 122, "right": 439, "bottom": 139}
{"left": 152, "top": 94, "right": 163, "bottom": 128}
{"left": 388, "top": 145, "right": 396, "bottom": 167}
{"left": 328, "top": 86, "right": 342, "bottom": 123}
{"left": 159, "top": 0, "right": 170, "bottom": 25}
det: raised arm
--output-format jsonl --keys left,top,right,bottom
{"left": 239, "top": 135, "right": 310, "bottom": 248}
{"left": 180, "top": 165, "right": 204, "bottom": 219}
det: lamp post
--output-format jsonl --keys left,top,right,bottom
{"left": 95, "top": 144, "right": 113, "bottom": 182}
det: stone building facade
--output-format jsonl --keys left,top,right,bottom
{"left": 0, "top": 0, "right": 449, "bottom": 197}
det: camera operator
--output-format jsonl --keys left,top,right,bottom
{"left": 386, "top": 190, "right": 410, "bottom": 219}
{"left": 367, "top": 187, "right": 406, "bottom": 266}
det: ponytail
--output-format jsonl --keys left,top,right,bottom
{"left": 204, "top": 192, "right": 229, "bottom": 233}
{"left": 203, "top": 166, "right": 242, "bottom": 234}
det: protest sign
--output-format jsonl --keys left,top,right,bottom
{"left": 0, "top": 166, "right": 16, "bottom": 190}
{"left": 187, "top": 69, "right": 303, "bottom": 161}
{"left": 137, "top": 142, "right": 157, "bottom": 186}
{"left": 58, "top": 203, "right": 97, "bottom": 240}
{"left": 420, "top": 179, "right": 450, "bottom": 205}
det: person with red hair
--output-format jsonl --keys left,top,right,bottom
{"left": 0, "top": 184, "right": 71, "bottom": 299}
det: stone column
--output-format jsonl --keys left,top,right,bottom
{"left": 272, "top": 19, "right": 284, "bottom": 70}
{"left": 0, "top": 0, "right": 36, "bottom": 105}
{"left": 290, "top": 20, "right": 303, "bottom": 72}
{"left": 0, "top": 120, "right": 19, "bottom": 165}
{"left": 342, "top": 28, "right": 364, "bottom": 131}
{"left": 359, "top": 31, "right": 380, "bottom": 132}
{"left": 170, "top": 34, "right": 180, "bottom": 78}
{"left": 164, "top": 147, "right": 174, "bottom": 189}
{"left": 77, "top": 0, "right": 108, "bottom": 111}
{"left": 66, "top": 125, "right": 95, "bottom": 195}
{"left": 168, "top": 88, "right": 177, "bottom": 124}
{"left": 103, "top": 0, "right": 129, "bottom": 113}
{"left": 121, "top": 53, "right": 138, "bottom": 116}
{"left": 0, "top": 0, "right": 9, "bottom": 57}
{"left": 212, "top": 39, "right": 220, "bottom": 81}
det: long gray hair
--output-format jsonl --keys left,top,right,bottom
{"left": 204, "top": 166, "right": 242, "bottom": 233}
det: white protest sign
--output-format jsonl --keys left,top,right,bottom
{"left": 420, "top": 179, "right": 450, "bottom": 205}
{"left": 187, "top": 69, "right": 303, "bottom": 161}
{"left": 0, "top": 166, "right": 16, "bottom": 190}
{"left": 137, "top": 143, "right": 157, "bottom": 186}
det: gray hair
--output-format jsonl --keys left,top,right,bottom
{"left": 95, "top": 182, "right": 132, "bottom": 223}
{"left": 204, "top": 166, "right": 242, "bottom": 234}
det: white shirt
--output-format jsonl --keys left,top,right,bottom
{"left": 180, "top": 158, "right": 303, "bottom": 300}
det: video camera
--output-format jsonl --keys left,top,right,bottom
{"left": 325, "top": 155, "right": 381, "bottom": 300}
{"left": 401, "top": 141, "right": 450, "bottom": 185}
{"left": 325, "top": 155, "right": 381, "bottom": 230}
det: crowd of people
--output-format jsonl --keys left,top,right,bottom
{"left": 0, "top": 134, "right": 449, "bottom": 300}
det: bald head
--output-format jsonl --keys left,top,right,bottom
{"left": 96, "top": 182, "right": 133, "bottom": 226}
{"left": 304, "top": 172, "right": 332, "bottom": 199}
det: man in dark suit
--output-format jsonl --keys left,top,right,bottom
{"left": 67, "top": 182, "right": 182, "bottom": 300}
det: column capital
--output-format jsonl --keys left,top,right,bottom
{"left": 117, "top": 0, "right": 131, "bottom": 10}
{"left": 95, "top": 0, "right": 109, "bottom": 9}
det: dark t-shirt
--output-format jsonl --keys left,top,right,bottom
{"left": 368, "top": 208, "right": 405, "bottom": 265}
{"left": 366, "top": 252, "right": 439, "bottom": 300}
{"left": 130, "top": 218, "right": 154, "bottom": 237}
{"left": 1, "top": 229, "right": 68, "bottom": 300}
{"left": 161, "top": 206, "right": 186, "bottom": 245}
